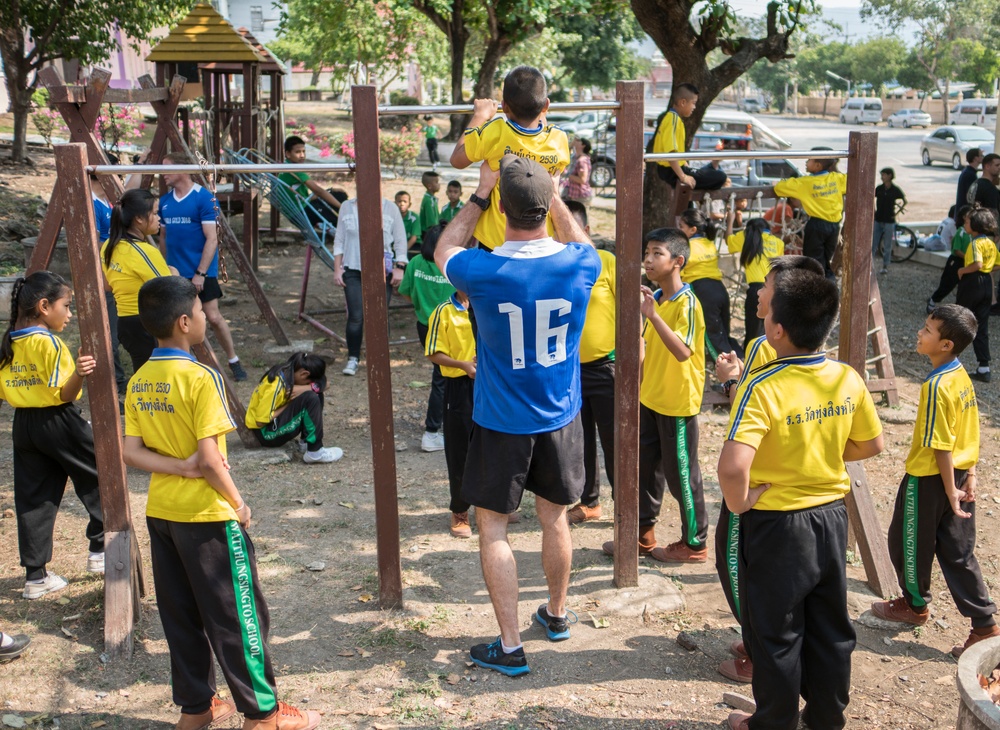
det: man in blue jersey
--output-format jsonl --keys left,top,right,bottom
{"left": 158, "top": 154, "right": 247, "bottom": 381}
{"left": 436, "top": 155, "right": 600, "bottom": 676}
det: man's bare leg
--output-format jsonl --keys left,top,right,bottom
{"left": 202, "top": 297, "right": 238, "bottom": 361}
{"left": 535, "top": 496, "right": 572, "bottom": 618}
{"left": 477, "top": 506, "right": 521, "bottom": 647}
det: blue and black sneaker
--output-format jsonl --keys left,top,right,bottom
{"left": 534, "top": 604, "right": 578, "bottom": 641}
{"left": 469, "top": 637, "right": 530, "bottom": 677}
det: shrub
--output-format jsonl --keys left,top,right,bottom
{"left": 30, "top": 89, "right": 67, "bottom": 147}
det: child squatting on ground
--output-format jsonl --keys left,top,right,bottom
{"left": 245, "top": 352, "right": 343, "bottom": 464}
{"left": 870, "top": 303, "right": 999, "bottom": 656}
{"left": 123, "top": 276, "right": 320, "bottom": 730}
{"left": 0, "top": 271, "right": 105, "bottom": 599}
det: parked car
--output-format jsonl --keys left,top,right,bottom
{"left": 951, "top": 99, "right": 997, "bottom": 128}
{"left": 886, "top": 108, "right": 933, "bottom": 128}
{"left": 920, "top": 125, "right": 994, "bottom": 169}
{"left": 558, "top": 110, "right": 611, "bottom": 137}
{"left": 840, "top": 98, "right": 883, "bottom": 124}
{"left": 738, "top": 98, "right": 763, "bottom": 113}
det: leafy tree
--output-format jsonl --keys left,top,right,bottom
{"left": 850, "top": 37, "right": 907, "bottom": 91}
{"left": 956, "top": 41, "right": 1000, "bottom": 96}
{"left": 634, "top": 0, "right": 816, "bottom": 230}
{"left": 861, "top": 0, "right": 1000, "bottom": 123}
{"left": 0, "top": 0, "right": 190, "bottom": 161}
{"left": 552, "top": 7, "right": 646, "bottom": 92}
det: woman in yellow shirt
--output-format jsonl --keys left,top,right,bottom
{"left": 678, "top": 208, "right": 740, "bottom": 359}
{"left": 725, "top": 215, "right": 785, "bottom": 350}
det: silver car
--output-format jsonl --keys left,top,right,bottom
{"left": 920, "top": 125, "right": 994, "bottom": 169}
{"left": 886, "top": 108, "right": 933, "bottom": 128}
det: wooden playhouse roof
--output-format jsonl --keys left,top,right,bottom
{"left": 147, "top": 3, "right": 267, "bottom": 63}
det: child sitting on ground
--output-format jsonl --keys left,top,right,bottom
{"left": 955, "top": 206, "right": 998, "bottom": 383}
{"left": 125, "top": 276, "right": 319, "bottom": 730}
{"left": 440, "top": 180, "right": 464, "bottom": 223}
{"left": 396, "top": 190, "right": 421, "bottom": 257}
{"left": 246, "top": 352, "right": 342, "bottom": 463}
{"left": 871, "top": 303, "right": 998, "bottom": 657}
{"left": 718, "top": 269, "right": 883, "bottom": 730}
{"left": 450, "top": 65, "right": 570, "bottom": 250}
{"left": 0, "top": 271, "right": 105, "bottom": 599}
{"left": 398, "top": 224, "right": 455, "bottom": 453}
{"left": 725, "top": 214, "right": 784, "bottom": 350}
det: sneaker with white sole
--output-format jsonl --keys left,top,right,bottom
{"left": 342, "top": 357, "right": 359, "bottom": 376}
{"left": 303, "top": 446, "right": 344, "bottom": 463}
{"left": 23, "top": 573, "right": 68, "bottom": 600}
{"left": 421, "top": 431, "right": 444, "bottom": 452}
{"left": 87, "top": 552, "right": 105, "bottom": 574}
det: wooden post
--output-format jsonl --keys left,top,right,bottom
{"left": 612, "top": 81, "right": 644, "bottom": 588}
{"left": 351, "top": 85, "right": 403, "bottom": 609}
{"left": 54, "top": 144, "right": 140, "bottom": 658}
{"left": 839, "top": 130, "right": 897, "bottom": 598}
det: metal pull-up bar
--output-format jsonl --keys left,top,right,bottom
{"left": 86, "top": 163, "right": 355, "bottom": 175}
{"left": 378, "top": 100, "right": 622, "bottom": 115}
{"left": 645, "top": 149, "right": 849, "bottom": 162}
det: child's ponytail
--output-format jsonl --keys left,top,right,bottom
{"left": 739, "top": 218, "right": 768, "bottom": 269}
{"left": 105, "top": 189, "right": 158, "bottom": 268}
{"left": 0, "top": 271, "right": 70, "bottom": 369}
{"left": 261, "top": 352, "right": 327, "bottom": 398}
{"left": 0, "top": 278, "right": 25, "bottom": 370}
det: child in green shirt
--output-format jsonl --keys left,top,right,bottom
{"left": 440, "top": 180, "right": 464, "bottom": 223}
{"left": 420, "top": 171, "right": 441, "bottom": 235}
{"left": 928, "top": 205, "right": 973, "bottom": 312}
{"left": 424, "top": 115, "right": 440, "bottom": 171}
{"left": 396, "top": 190, "right": 421, "bottom": 257}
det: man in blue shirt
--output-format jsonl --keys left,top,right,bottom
{"left": 158, "top": 154, "right": 246, "bottom": 381}
{"left": 436, "top": 155, "right": 600, "bottom": 676}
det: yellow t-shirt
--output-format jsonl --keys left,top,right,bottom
{"left": 726, "top": 231, "right": 785, "bottom": 284}
{"left": 652, "top": 110, "right": 686, "bottom": 167}
{"left": 462, "top": 118, "right": 570, "bottom": 250}
{"left": 0, "top": 327, "right": 77, "bottom": 407}
{"left": 125, "top": 347, "right": 238, "bottom": 523}
{"left": 580, "top": 249, "right": 616, "bottom": 363}
{"left": 680, "top": 236, "right": 722, "bottom": 283}
{"left": 640, "top": 284, "right": 705, "bottom": 417}
{"left": 425, "top": 295, "right": 476, "bottom": 379}
{"left": 727, "top": 354, "right": 883, "bottom": 511}
{"left": 738, "top": 336, "right": 777, "bottom": 388}
{"left": 245, "top": 373, "right": 290, "bottom": 428}
{"left": 964, "top": 236, "right": 997, "bottom": 273}
{"left": 905, "top": 359, "right": 979, "bottom": 476}
{"left": 773, "top": 172, "right": 847, "bottom": 223}
{"left": 100, "top": 238, "right": 171, "bottom": 317}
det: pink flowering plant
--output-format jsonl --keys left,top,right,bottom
{"left": 379, "top": 126, "right": 421, "bottom": 176}
{"left": 30, "top": 89, "right": 68, "bottom": 147}
{"left": 95, "top": 103, "right": 145, "bottom": 157}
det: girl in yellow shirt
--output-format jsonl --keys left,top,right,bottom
{"left": 726, "top": 215, "right": 785, "bottom": 350}
{"left": 0, "top": 271, "right": 103, "bottom": 599}
{"left": 956, "top": 206, "right": 999, "bottom": 381}
{"left": 678, "top": 209, "right": 740, "bottom": 359}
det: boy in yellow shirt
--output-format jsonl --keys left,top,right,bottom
{"left": 718, "top": 270, "right": 883, "bottom": 730}
{"left": 124, "top": 277, "right": 319, "bottom": 730}
{"left": 603, "top": 228, "right": 708, "bottom": 562}
{"left": 871, "top": 304, "right": 998, "bottom": 657}
{"left": 450, "top": 65, "right": 570, "bottom": 250}
{"left": 651, "top": 82, "right": 726, "bottom": 191}
{"left": 773, "top": 148, "right": 847, "bottom": 278}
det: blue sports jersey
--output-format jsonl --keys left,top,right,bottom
{"left": 92, "top": 195, "right": 112, "bottom": 243}
{"left": 444, "top": 239, "right": 601, "bottom": 434}
{"left": 159, "top": 184, "right": 219, "bottom": 278}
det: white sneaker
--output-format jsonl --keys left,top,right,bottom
{"left": 23, "top": 573, "right": 68, "bottom": 600}
{"left": 421, "top": 431, "right": 445, "bottom": 452}
{"left": 87, "top": 552, "right": 105, "bottom": 574}
{"left": 303, "top": 446, "right": 344, "bottom": 463}
{"left": 342, "top": 357, "right": 359, "bottom": 376}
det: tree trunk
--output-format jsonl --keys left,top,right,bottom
{"left": 0, "top": 28, "right": 31, "bottom": 162}
{"left": 446, "top": 16, "right": 469, "bottom": 141}
{"left": 942, "top": 78, "right": 951, "bottom": 125}
{"left": 11, "top": 90, "right": 31, "bottom": 162}
{"left": 310, "top": 68, "right": 321, "bottom": 87}
{"left": 473, "top": 35, "right": 513, "bottom": 102}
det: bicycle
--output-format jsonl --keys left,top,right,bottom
{"left": 875, "top": 201, "right": 920, "bottom": 264}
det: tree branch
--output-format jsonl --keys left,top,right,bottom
{"left": 24, "top": 0, "right": 76, "bottom": 66}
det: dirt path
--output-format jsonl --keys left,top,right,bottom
{"left": 0, "top": 155, "right": 997, "bottom": 729}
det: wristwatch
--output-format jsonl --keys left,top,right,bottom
{"left": 469, "top": 193, "right": 490, "bottom": 211}
{"left": 393, "top": 261, "right": 407, "bottom": 271}
{"left": 194, "top": 269, "right": 207, "bottom": 277}
{"left": 722, "top": 378, "right": 739, "bottom": 397}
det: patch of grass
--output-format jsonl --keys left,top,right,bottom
{"left": 359, "top": 626, "right": 401, "bottom": 648}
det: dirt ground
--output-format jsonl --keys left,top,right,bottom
{"left": 0, "top": 150, "right": 998, "bottom": 730}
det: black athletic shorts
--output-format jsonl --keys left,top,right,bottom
{"left": 460, "top": 414, "right": 585, "bottom": 514}
{"left": 195, "top": 275, "right": 223, "bottom": 303}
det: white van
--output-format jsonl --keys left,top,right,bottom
{"left": 839, "top": 98, "right": 883, "bottom": 125}
{"left": 951, "top": 99, "right": 998, "bottom": 128}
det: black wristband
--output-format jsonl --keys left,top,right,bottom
{"left": 722, "top": 378, "right": 739, "bottom": 397}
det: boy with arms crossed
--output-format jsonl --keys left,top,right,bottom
{"left": 718, "top": 270, "right": 883, "bottom": 730}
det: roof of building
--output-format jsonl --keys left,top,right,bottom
{"left": 147, "top": 3, "right": 267, "bottom": 63}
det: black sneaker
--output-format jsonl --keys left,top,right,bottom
{"left": 0, "top": 633, "right": 30, "bottom": 663}
{"left": 469, "top": 637, "right": 530, "bottom": 677}
{"left": 926, "top": 298, "right": 937, "bottom": 315}
{"left": 229, "top": 360, "right": 248, "bottom": 382}
{"left": 534, "top": 604, "right": 577, "bottom": 641}
{"left": 971, "top": 370, "right": 992, "bottom": 383}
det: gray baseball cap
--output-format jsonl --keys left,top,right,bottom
{"left": 498, "top": 154, "right": 551, "bottom": 225}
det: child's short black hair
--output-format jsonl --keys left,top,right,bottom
{"left": 674, "top": 83, "right": 699, "bottom": 100}
{"left": 395, "top": 190, "right": 410, "bottom": 201}
{"left": 968, "top": 205, "right": 998, "bottom": 236}
{"left": 284, "top": 135, "right": 306, "bottom": 153}
{"left": 565, "top": 199, "right": 588, "bottom": 229}
{"left": 421, "top": 171, "right": 440, "bottom": 187}
{"left": 644, "top": 228, "right": 689, "bottom": 268}
{"left": 770, "top": 269, "right": 839, "bottom": 351}
{"left": 421, "top": 224, "right": 444, "bottom": 262}
{"left": 880, "top": 167, "right": 895, "bottom": 179}
{"left": 768, "top": 254, "right": 825, "bottom": 280}
{"left": 138, "top": 276, "right": 198, "bottom": 340}
{"left": 929, "top": 303, "right": 977, "bottom": 355}
{"left": 447, "top": 180, "right": 462, "bottom": 190}
{"left": 502, "top": 66, "right": 548, "bottom": 123}
{"left": 956, "top": 205, "right": 971, "bottom": 227}
{"left": 810, "top": 146, "right": 839, "bottom": 173}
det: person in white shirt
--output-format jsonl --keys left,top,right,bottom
{"left": 333, "top": 198, "right": 409, "bottom": 375}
